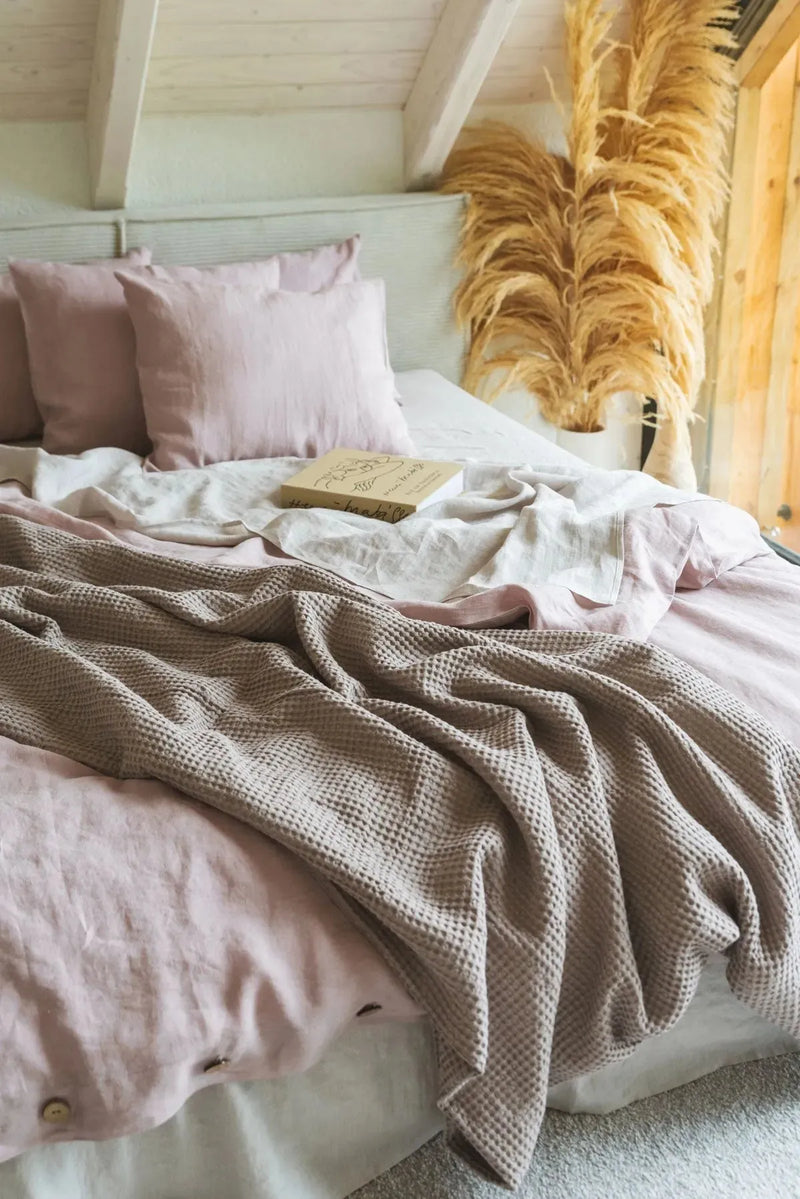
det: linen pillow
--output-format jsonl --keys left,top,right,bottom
{"left": 273, "top": 235, "right": 361, "bottom": 291}
{"left": 138, "top": 260, "right": 281, "bottom": 287}
{"left": 141, "top": 236, "right": 358, "bottom": 291}
{"left": 143, "top": 237, "right": 364, "bottom": 370}
{"left": 116, "top": 271, "right": 413, "bottom": 470}
{"left": 270, "top": 236, "right": 397, "bottom": 391}
{"left": 0, "top": 273, "right": 40, "bottom": 442}
{"left": 10, "top": 250, "right": 152, "bottom": 456}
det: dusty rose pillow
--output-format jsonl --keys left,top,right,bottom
{"left": 138, "top": 260, "right": 281, "bottom": 287}
{"left": 0, "top": 274, "right": 40, "bottom": 442}
{"left": 116, "top": 271, "right": 413, "bottom": 470}
{"left": 10, "top": 250, "right": 152, "bottom": 455}
{"left": 142, "top": 237, "right": 357, "bottom": 291}
{"left": 273, "top": 235, "right": 361, "bottom": 291}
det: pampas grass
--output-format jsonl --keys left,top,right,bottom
{"left": 441, "top": 0, "right": 737, "bottom": 435}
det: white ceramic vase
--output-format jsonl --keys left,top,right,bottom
{"left": 555, "top": 392, "right": 643, "bottom": 471}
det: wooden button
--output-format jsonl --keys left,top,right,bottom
{"left": 203, "top": 1057, "right": 230, "bottom": 1074}
{"left": 41, "top": 1099, "right": 71, "bottom": 1124}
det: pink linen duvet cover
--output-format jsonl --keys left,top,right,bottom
{"left": 0, "top": 485, "right": 798, "bottom": 1163}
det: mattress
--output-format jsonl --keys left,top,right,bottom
{"left": 2, "top": 369, "right": 798, "bottom": 1199}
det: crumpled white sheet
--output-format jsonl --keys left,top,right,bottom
{"left": 246, "top": 463, "right": 698, "bottom": 604}
{"left": 0, "top": 440, "right": 694, "bottom": 606}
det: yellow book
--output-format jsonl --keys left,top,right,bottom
{"left": 281, "top": 449, "right": 464, "bottom": 523}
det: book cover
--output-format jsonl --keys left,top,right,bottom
{"left": 281, "top": 449, "right": 464, "bottom": 523}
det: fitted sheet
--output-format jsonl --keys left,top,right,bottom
{"left": 2, "top": 369, "right": 798, "bottom": 1199}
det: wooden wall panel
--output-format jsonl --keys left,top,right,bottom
{"left": 784, "top": 312, "right": 800, "bottom": 548}
{"left": 758, "top": 46, "right": 800, "bottom": 532}
{"left": 157, "top": 0, "right": 446, "bottom": 19}
{"left": 0, "top": 60, "right": 92, "bottom": 93}
{"left": 148, "top": 0, "right": 575, "bottom": 115}
{"left": 0, "top": 1, "right": 98, "bottom": 24}
{"left": 709, "top": 89, "right": 762, "bottom": 500}
{"left": 147, "top": 0, "right": 446, "bottom": 116}
{"left": 505, "top": 12, "right": 565, "bottom": 46}
{"left": 0, "top": 0, "right": 611, "bottom": 119}
{"left": 0, "top": 91, "right": 88, "bottom": 119}
{"left": 144, "top": 83, "right": 409, "bottom": 115}
{"left": 693, "top": 108, "right": 739, "bottom": 495}
{"left": 728, "top": 44, "right": 797, "bottom": 514}
{"left": 483, "top": 44, "right": 568, "bottom": 95}
{"left": 709, "top": 16, "right": 800, "bottom": 547}
{"left": 479, "top": 0, "right": 623, "bottom": 106}
{"left": 475, "top": 69, "right": 566, "bottom": 106}
{"left": 148, "top": 52, "right": 422, "bottom": 90}
{"left": 0, "top": 0, "right": 98, "bottom": 119}
{"left": 0, "top": 27, "right": 96, "bottom": 62}
{"left": 153, "top": 20, "right": 439, "bottom": 59}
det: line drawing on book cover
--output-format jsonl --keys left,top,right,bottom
{"left": 312, "top": 455, "right": 404, "bottom": 493}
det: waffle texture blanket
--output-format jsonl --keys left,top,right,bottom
{"left": 1, "top": 514, "right": 799, "bottom": 1191}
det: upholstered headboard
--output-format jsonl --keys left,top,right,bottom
{"left": 0, "top": 192, "right": 467, "bottom": 383}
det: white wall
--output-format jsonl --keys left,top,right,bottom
{"left": 128, "top": 109, "right": 405, "bottom": 208}
{"left": 0, "top": 122, "right": 90, "bottom": 218}
{"left": 470, "top": 101, "right": 569, "bottom": 155}
{"left": 0, "top": 102, "right": 563, "bottom": 216}
{"left": 0, "top": 110, "right": 404, "bottom": 218}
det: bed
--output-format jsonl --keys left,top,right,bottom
{"left": 0, "top": 195, "right": 799, "bottom": 1199}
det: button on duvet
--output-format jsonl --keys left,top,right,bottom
{"left": 202, "top": 1057, "right": 230, "bottom": 1074}
{"left": 41, "top": 1099, "right": 71, "bottom": 1124}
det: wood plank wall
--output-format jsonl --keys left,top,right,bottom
{"left": 0, "top": 0, "right": 580, "bottom": 121}
{"left": 710, "top": 38, "right": 800, "bottom": 549}
{"left": 0, "top": 0, "right": 99, "bottom": 120}
{"left": 146, "top": 0, "right": 572, "bottom": 115}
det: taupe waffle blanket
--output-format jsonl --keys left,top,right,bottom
{"left": 1, "top": 514, "right": 799, "bottom": 1191}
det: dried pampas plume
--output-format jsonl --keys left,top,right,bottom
{"left": 441, "top": 0, "right": 737, "bottom": 440}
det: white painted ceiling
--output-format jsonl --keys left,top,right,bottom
{"left": 0, "top": 0, "right": 580, "bottom": 122}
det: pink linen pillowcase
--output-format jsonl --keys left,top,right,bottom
{"left": 10, "top": 250, "right": 152, "bottom": 456}
{"left": 137, "top": 260, "right": 281, "bottom": 287}
{"left": 271, "top": 236, "right": 397, "bottom": 391}
{"left": 274, "top": 235, "right": 361, "bottom": 290}
{"left": 2, "top": 241, "right": 357, "bottom": 455}
{"left": 116, "top": 271, "right": 413, "bottom": 470}
{"left": 0, "top": 273, "right": 40, "bottom": 442}
{"left": 140, "top": 235, "right": 359, "bottom": 290}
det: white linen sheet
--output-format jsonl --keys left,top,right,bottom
{"left": 0, "top": 371, "right": 696, "bottom": 607}
{"left": 2, "top": 370, "right": 796, "bottom": 1199}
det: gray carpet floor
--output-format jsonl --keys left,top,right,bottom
{"left": 353, "top": 1053, "right": 800, "bottom": 1199}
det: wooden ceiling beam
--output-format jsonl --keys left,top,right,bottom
{"left": 87, "top": 0, "right": 159, "bottom": 209}
{"left": 403, "top": 0, "right": 520, "bottom": 191}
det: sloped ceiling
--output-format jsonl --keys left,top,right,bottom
{"left": 0, "top": 0, "right": 575, "bottom": 122}
{"left": 0, "top": 0, "right": 100, "bottom": 120}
